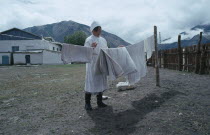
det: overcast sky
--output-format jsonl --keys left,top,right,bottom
{"left": 0, "top": 0, "right": 209, "bottom": 43}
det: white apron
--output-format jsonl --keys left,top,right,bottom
{"left": 84, "top": 35, "right": 109, "bottom": 94}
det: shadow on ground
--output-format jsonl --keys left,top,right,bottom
{"left": 87, "top": 90, "right": 184, "bottom": 135}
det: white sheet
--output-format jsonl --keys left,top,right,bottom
{"left": 61, "top": 43, "right": 94, "bottom": 64}
{"left": 144, "top": 35, "right": 155, "bottom": 59}
{"left": 95, "top": 47, "right": 137, "bottom": 80}
{"left": 126, "top": 41, "right": 147, "bottom": 85}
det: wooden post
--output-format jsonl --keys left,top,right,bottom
{"left": 178, "top": 35, "right": 182, "bottom": 71}
{"left": 186, "top": 48, "right": 189, "bottom": 72}
{"left": 184, "top": 48, "right": 187, "bottom": 71}
{"left": 163, "top": 51, "right": 166, "bottom": 68}
{"left": 159, "top": 50, "right": 162, "bottom": 68}
{"left": 152, "top": 54, "right": 155, "bottom": 67}
{"left": 195, "top": 32, "right": 202, "bottom": 74}
{"left": 154, "top": 26, "right": 160, "bottom": 86}
{"left": 199, "top": 44, "right": 206, "bottom": 74}
{"left": 145, "top": 52, "right": 148, "bottom": 66}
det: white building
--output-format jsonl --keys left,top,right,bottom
{"left": 0, "top": 28, "right": 63, "bottom": 65}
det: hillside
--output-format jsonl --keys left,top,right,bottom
{"left": 23, "top": 20, "right": 130, "bottom": 48}
{"left": 159, "top": 34, "right": 210, "bottom": 50}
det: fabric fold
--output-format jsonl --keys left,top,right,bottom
{"left": 95, "top": 47, "right": 137, "bottom": 81}
{"left": 126, "top": 41, "right": 147, "bottom": 85}
{"left": 144, "top": 35, "right": 155, "bottom": 59}
{"left": 61, "top": 43, "right": 94, "bottom": 64}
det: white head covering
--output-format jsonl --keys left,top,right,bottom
{"left": 90, "top": 21, "right": 101, "bottom": 32}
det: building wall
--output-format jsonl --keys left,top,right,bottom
{"left": 13, "top": 53, "right": 43, "bottom": 65}
{"left": 0, "top": 53, "right": 11, "bottom": 64}
{"left": 48, "top": 43, "right": 61, "bottom": 51}
{"left": 2, "top": 50, "right": 63, "bottom": 65}
{"left": 42, "top": 50, "right": 63, "bottom": 65}
{"left": 0, "top": 40, "right": 61, "bottom": 52}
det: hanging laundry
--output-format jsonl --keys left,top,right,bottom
{"left": 61, "top": 43, "right": 94, "bottom": 64}
{"left": 61, "top": 35, "right": 155, "bottom": 91}
{"left": 126, "top": 41, "right": 147, "bottom": 85}
{"left": 95, "top": 47, "right": 137, "bottom": 80}
{"left": 144, "top": 35, "right": 155, "bottom": 59}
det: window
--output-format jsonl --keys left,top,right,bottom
{"left": 57, "top": 48, "right": 58, "bottom": 51}
{"left": 12, "top": 46, "right": 19, "bottom": 52}
{"left": 53, "top": 47, "right": 55, "bottom": 51}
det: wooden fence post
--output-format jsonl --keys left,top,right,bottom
{"left": 163, "top": 50, "right": 166, "bottom": 68}
{"left": 178, "top": 35, "right": 182, "bottom": 71}
{"left": 152, "top": 54, "right": 155, "bottom": 67}
{"left": 186, "top": 48, "right": 189, "bottom": 72}
{"left": 154, "top": 26, "right": 160, "bottom": 86}
{"left": 184, "top": 48, "right": 188, "bottom": 71}
{"left": 159, "top": 50, "right": 162, "bottom": 68}
{"left": 199, "top": 44, "right": 206, "bottom": 74}
{"left": 195, "top": 32, "right": 202, "bottom": 74}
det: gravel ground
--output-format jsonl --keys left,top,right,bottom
{"left": 0, "top": 64, "right": 209, "bottom": 135}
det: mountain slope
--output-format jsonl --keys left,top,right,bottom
{"left": 160, "top": 24, "right": 210, "bottom": 50}
{"left": 23, "top": 20, "right": 130, "bottom": 47}
{"left": 159, "top": 35, "right": 210, "bottom": 50}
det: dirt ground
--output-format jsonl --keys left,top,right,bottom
{"left": 0, "top": 64, "right": 209, "bottom": 135}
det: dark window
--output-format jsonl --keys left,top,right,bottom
{"left": 53, "top": 47, "right": 55, "bottom": 51}
{"left": 12, "top": 46, "right": 19, "bottom": 52}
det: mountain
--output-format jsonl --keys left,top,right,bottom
{"left": 159, "top": 35, "right": 210, "bottom": 50}
{"left": 23, "top": 20, "right": 130, "bottom": 47}
{"left": 159, "top": 24, "right": 210, "bottom": 50}
{"left": 191, "top": 24, "right": 210, "bottom": 33}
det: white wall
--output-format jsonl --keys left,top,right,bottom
{"left": 0, "top": 40, "right": 61, "bottom": 52}
{"left": 42, "top": 50, "right": 63, "bottom": 65}
{"left": 13, "top": 53, "right": 43, "bottom": 65}
{"left": 0, "top": 53, "right": 11, "bottom": 64}
{"left": 49, "top": 43, "right": 62, "bottom": 51}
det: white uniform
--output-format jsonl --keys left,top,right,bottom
{"left": 84, "top": 35, "right": 109, "bottom": 94}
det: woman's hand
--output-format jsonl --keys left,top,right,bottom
{"left": 91, "top": 42, "right": 97, "bottom": 48}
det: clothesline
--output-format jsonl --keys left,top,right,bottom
{"left": 61, "top": 35, "right": 155, "bottom": 86}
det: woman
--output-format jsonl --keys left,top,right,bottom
{"left": 84, "top": 21, "right": 109, "bottom": 110}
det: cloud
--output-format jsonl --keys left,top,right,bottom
{"left": 0, "top": 0, "right": 209, "bottom": 44}
{"left": 162, "top": 28, "right": 204, "bottom": 44}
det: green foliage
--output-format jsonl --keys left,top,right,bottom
{"left": 64, "top": 31, "right": 87, "bottom": 46}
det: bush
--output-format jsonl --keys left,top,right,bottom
{"left": 64, "top": 31, "right": 87, "bottom": 46}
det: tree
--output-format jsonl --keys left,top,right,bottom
{"left": 64, "top": 31, "right": 87, "bottom": 46}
